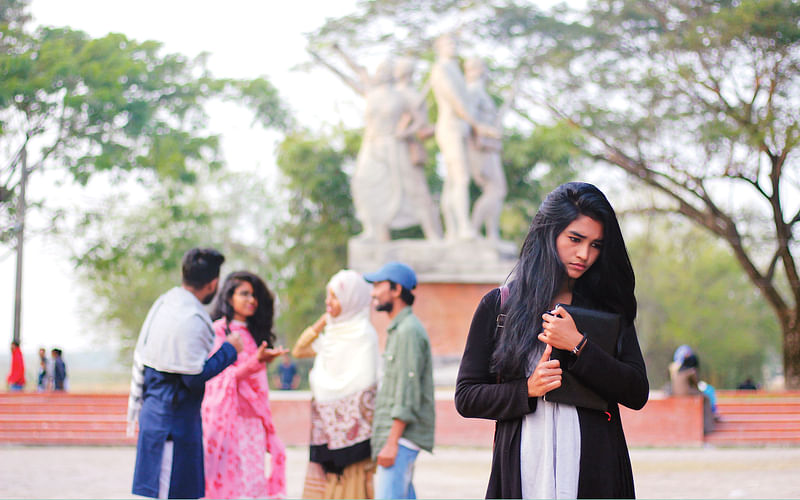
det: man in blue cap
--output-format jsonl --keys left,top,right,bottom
{"left": 364, "top": 261, "right": 435, "bottom": 499}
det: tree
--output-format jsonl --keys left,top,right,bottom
{"left": 499, "top": 125, "right": 579, "bottom": 242}
{"left": 306, "top": 0, "right": 800, "bottom": 388}
{"left": 1, "top": 0, "right": 288, "bottom": 344}
{"left": 630, "top": 219, "right": 781, "bottom": 389}
{"left": 1, "top": 0, "right": 288, "bottom": 241}
{"left": 270, "top": 128, "right": 361, "bottom": 343}
{"left": 71, "top": 169, "right": 281, "bottom": 359}
{"left": 516, "top": 0, "right": 800, "bottom": 388}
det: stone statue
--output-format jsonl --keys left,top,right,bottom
{"left": 392, "top": 57, "right": 442, "bottom": 239}
{"left": 465, "top": 57, "right": 509, "bottom": 241}
{"left": 430, "top": 35, "right": 499, "bottom": 240}
{"left": 310, "top": 46, "right": 441, "bottom": 241}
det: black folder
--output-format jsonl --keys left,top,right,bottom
{"left": 543, "top": 304, "right": 621, "bottom": 411}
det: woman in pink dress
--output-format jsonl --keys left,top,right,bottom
{"left": 202, "top": 271, "right": 288, "bottom": 499}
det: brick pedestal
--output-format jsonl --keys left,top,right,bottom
{"left": 370, "top": 281, "right": 499, "bottom": 357}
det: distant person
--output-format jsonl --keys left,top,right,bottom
{"left": 673, "top": 354, "right": 715, "bottom": 434}
{"left": 127, "top": 248, "right": 243, "bottom": 499}
{"left": 737, "top": 377, "right": 758, "bottom": 390}
{"left": 202, "top": 271, "right": 287, "bottom": 499}
{"left": 6, "top": 341, "right": 25, "bottom": 391}
{"left": 697, "top": 380, "right": 720, "bottom": 422}
{"left": 37, "top": 347, "right": 53, "bottom": 392}
{"left": 292, "top": 269, "right": 378, "bottom": 499}
{"left": 364, "top": 262, "right": 435, "bottom": 500}
{"left": 275, "top": 354, "right": 299, "bottom": 390}
{"left": 455, "top": 182, "right": 648, "bottom": 498}
{"left": 51, "top": 348, "right": 67, "bottom": 391}
{"left": 671, "top": 353, "right": 699, "bottom": 396}
{"left": 668, "top": 344, "right": 693, "bottom": 393}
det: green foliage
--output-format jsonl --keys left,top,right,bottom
{"left": 0, "top": 0, "right": 289, "bottom": 243}
{"left": 270, "top": 129, "right": 360, "bottom": 345}
{"left": 630, "top": 219, "right": 781, "bottom": 389}
{"left": 72, "top": 170, "right": 279, "bottom": 360}
{"left": 499, "top": 123, "right": 579, "bottom": 242}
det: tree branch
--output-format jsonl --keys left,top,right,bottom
{"left": 768, "top": 149, "right": 800, "bottom": 307}
{"left": 308, "top": 48, "right": 366, "bottom": 97}
{"left": 581, "top": 121, "right": 790, "bottom": 316}
{"left": 790, "top": 207, "right": 800, "bottom": 227}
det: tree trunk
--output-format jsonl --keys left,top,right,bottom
{"left": 12, "top": 146, "right": 27, "bottom": 345}
{"left": 783, "top": 315, "right": 800, "bottom": 390}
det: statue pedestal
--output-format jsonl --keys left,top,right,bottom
{"left": 349, "top": 238, "right": 517, "bottom": 386}
{"left": 348, "top": 237, "right": 517, "bottom": 283}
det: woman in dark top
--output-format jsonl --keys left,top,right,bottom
{"left": 455, "top": 182, "right": 648, "bottom": 499}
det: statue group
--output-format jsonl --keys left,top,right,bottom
{"left": 313, "top": 35, "right": 512, "bottom": 244}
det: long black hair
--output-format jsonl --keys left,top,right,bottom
{"left": 211, "top": 271, "right": 276, "bottom": 348}
{"left": 492, "top": 182, "right": 636, "bottom": 378}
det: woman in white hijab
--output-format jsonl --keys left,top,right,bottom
{"left": 292, "top": 269, "right": 379, "bottom": 499}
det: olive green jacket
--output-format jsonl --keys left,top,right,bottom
{"left": 371, "top": 306, "right": 435, "bottom": 457}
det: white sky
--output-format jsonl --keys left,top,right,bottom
{"left": 1, "top": 0, "right": 362, "bottom": 353}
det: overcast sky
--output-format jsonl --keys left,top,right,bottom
{"left": 1, "top": 0, "right": 361, "bottom": 353}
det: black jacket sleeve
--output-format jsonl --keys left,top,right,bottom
{"left": 455, "top": 288, "right": 538, "bottom": 421}
{"left": 566, "top": 321, "right": 649, "bottom": 410}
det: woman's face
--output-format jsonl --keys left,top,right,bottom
{"left": 230, "top": 280, "right": 258, "bottom": 321}
{"left": 326, "top": 288, "right": 342, "bottom": 318}
{"left": 556, "top": 214, "right": 604, "bottom": 280}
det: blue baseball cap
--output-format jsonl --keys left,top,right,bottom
{"left": 363, "top": 261, "right": 418, "bottom": 290}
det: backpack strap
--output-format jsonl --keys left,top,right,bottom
{"left": 496, "top": 285, "right": 509, "bottom": 334}
{"left": 494, "top": 285, "right": 510, "bottom": 383}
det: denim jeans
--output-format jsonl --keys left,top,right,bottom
{"left": 376, "top": 443, "right": 420, "bottom": 499}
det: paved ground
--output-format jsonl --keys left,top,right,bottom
{"left": 0, "top": 445, "right": 798, "bottom": 499}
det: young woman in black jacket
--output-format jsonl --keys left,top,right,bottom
{"left": 455, "top": 182, "right": 648, "bottom": 499}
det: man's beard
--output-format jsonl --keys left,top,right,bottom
{"left": 201, "top": 285, "right": 218, "bottom": 305}
{"left": 375, "top": 300, "right": 393, "bottom": 313}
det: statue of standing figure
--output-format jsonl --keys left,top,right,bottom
{"left": 390, "top": 57, "right": 443, "bottom": 239}
{"left": 430, "top": 35, "right": 499, "bottom": 241}
{"left": 310, "top": 46, "right": 442, "bottom": 242}
{"left": 465, "top": 57, "right": 510, "bottom": 242}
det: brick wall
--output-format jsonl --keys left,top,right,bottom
{"left": 369, "top": 282, "right": 498, "bottom": 356}
{"left": 270, "top": 392, "right": 704, "bottom": 448}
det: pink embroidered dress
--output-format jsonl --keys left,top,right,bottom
{"left": 201, "top": 319, "right": 286, "bottom": 499}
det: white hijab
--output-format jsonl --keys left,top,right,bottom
{"left": 309, "top": 270, "right": 378, "bottom": 402}
{"left": 326, "top": 269, "right": 373, "bottom": 324}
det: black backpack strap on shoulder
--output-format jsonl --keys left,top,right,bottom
{"left": 493, "top": 285, "right": 510, "bottom": 383}
{"left": 495, "top": 285, "right": 509, "bottom": 335}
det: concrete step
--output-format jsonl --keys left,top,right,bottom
{"left": 715, "top": 413, "right": 800, "bottom": 424}
{"left": 0, "top": 413, "right": 126, "bottom": 423}
{"left": 706, "top": 391, "right": 800, "bottom": 444}
{"left": 705, "top": 430, "right": 800, "bottom": 444}
{"left": 713, "top": 421, "right": 800, "bottom": 432}
{"left": 0, "top": 430, "right": 134, "bottom": 446}
{"left": 2, "top": 420, "right": 128, "bottom": 432}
